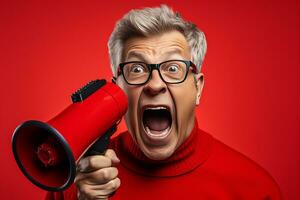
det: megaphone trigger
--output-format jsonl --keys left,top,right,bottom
{"left": 83, "top": 124, "right": 117, "bottom": 157}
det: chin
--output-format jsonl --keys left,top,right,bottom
{"left": 137, "top": 125, "right": 179, "bottom": 160}
{"left": 139, "top": 140, "right": 177, "bottom": 160}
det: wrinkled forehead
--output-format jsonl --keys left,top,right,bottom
{"left": 122, "top": 31, "right": 191, "bottom": 63}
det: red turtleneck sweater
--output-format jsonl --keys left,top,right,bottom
{"left": 46, "top": 120, "right": 282, "bottom": 200}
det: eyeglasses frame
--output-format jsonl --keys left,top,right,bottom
{"left": 112, "top": 60, "right": 198, "bottom": 85}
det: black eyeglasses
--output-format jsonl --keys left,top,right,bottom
{"left": 112, "top": 60, "right": 198, "bottom": 85}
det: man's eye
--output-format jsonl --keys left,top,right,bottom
{"left": 130, "top": 65, "right": 145, "bottom": 73}
{"left": 167, "top": 65, "right": 179, "bottom": 73}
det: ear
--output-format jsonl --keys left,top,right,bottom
{"left": 195, "top": 73, "right": 204, "bottom": 105}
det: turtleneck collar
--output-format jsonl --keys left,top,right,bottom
{"left": 112, "top": 119, "right": 213, "bottom": 177}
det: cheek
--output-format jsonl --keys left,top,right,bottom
{"left": 175, "top": 91, "right": 196, "bottom": 117}
{"left": 118, "top": 82, "right": 139, "bottom": 111}
{"left": 171, "top": 79, "right": 197, "bottom": 122}
{"left": 117, "top": 81, "right": 143, "bottom": 135}
{"left": 126, "top": 89, "right": 140, "bottom": 112}
{"left": 121, "top": 86, "right": 142, "bottom": 130}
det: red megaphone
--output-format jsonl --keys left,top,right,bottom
{"left": 12, "top": 79, "right": 128, "bottom": 191}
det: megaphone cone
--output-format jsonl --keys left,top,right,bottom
{"left": 12, "top": 120, "right": 76, "bottom": 191}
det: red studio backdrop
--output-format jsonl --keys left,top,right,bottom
{"left": 0, "top": 0, "right": 299, "bottom": 199}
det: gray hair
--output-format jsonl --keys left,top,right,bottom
{"left": 108, "top": 5, "right": 207, "bottom": 76}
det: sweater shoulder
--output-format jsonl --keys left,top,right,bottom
{"left": 209, "top": 136, "right": 273, "bottom": 179}
{"left": 205, "top": 133, "right": 282, "bottom": 199}
{"left": 203, "top": 133, "right": 282, "bottom": 198}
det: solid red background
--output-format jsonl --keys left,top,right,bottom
{"left": 0, "top": 0, "right": 299, "bottom": 199}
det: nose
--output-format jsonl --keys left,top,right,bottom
{"left": 143, "top": 70, "right": 167, "bottom": 96}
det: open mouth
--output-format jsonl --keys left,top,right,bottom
{"left": 142, "top": 106, "right": 172, "bottom": 139}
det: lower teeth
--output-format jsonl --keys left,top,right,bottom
{"left": 145, "top": 126, "right": 170, "bottom": 138}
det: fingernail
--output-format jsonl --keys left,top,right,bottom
{"left": 77, "top": 160, "right": 85, "bottom": 172}
{"left": 113, "top": 156, "right": 120, "bottom": 163}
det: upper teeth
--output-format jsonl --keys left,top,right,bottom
{"left": 146, "top": 106, "right": 167, "bottom": 110}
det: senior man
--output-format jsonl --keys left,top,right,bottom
{"left": 46, "top": 5, "right": 281, "bottom": 200}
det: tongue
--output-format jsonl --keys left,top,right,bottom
{"left": 144, "top": 110, "right": 171, "bottom": 131}
{"left": 145, "top": 118, "right": 169, "bottom": 131}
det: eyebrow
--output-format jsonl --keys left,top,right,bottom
{"left": 125, "top": 48, "right": 185, "bottom": 63}
{"left": 163, "top": 49, "right": 184, "bottom": 59}
{"left": 126, "top": 52, "right": 148, "bottom": 62}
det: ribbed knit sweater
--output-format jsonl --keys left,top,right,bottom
{"left": 46, "top": 119, "right": 282, "bottom": 200}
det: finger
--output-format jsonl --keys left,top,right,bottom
{"left": 105, "top": 149, "right": 120, "bottom": 165}
{"left": 76, "top": 178, "right": 120, "bottom": 200}
{"left": 75, "top": 167, "right": 118, "bottom": 185}
{"left": 88, "top": 177, "right": 121, "bottom": 192}
{"left": 77, "top": 188, "right": 108, "bottom": 200}
{"left": 77, "top": 184, "right": 109, "bottom": 200}
{"left": 105, "top": 149, "right": 120, "bottom": 163}
{"left": 77, "top": 155, "right": 112, "bottom": 173}
{"left": 88, "top": 179, "right": 120, "bottom": 198}
{"left": 79, "top": 193, "right": 107, "bottom": 200}
{"left": 79, "top": 193, "right": 112, "bottom": 200}
{"left": 77, "top": 184, "right": 96, "bottom": 200}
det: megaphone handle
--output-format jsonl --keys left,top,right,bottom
{"left": 84, "top": 125, "right": 117, "bottom": 157}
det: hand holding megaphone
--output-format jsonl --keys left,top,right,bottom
{"left": 75, "top": 149, "right": 121, "bottom": 200}
{"left": 12, "top": 79, "right": 128, "bottom": 192}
